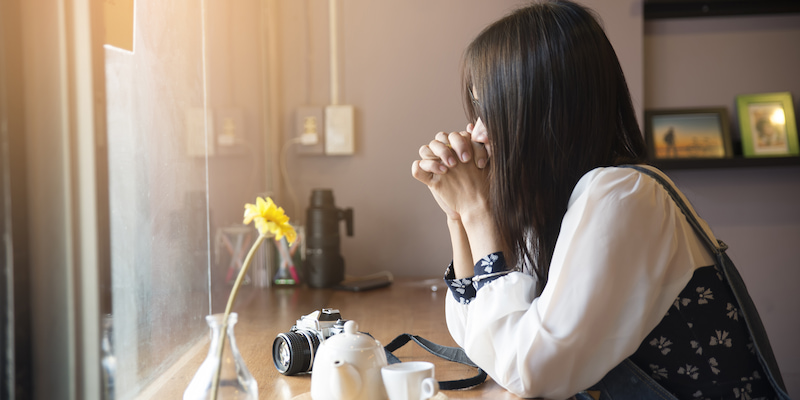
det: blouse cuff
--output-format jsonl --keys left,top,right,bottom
{"left": 443, "top": 252, "right": 511, "bottom": 304}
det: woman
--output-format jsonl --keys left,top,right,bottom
{"left": 411, "top": 1, "right": 784, "bottom": 399}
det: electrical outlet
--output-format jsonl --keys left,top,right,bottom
{"left": 325, "top": 105, "right": 354, "bottom": 155}
{"left": 296, "top": 106, "right": 324, "bottom": 155}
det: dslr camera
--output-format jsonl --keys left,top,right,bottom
{"left": 272, "top": 308, "right": 347, "bottom": 375}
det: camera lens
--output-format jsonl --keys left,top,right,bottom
{"left": 272, "top": 330, "right": 321, "bottom": 375}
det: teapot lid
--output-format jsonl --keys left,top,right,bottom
{"left": 326, "top": 321, "right": 379, "bottom": 350}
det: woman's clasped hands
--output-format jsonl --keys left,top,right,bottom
{"left": 411, "top": 120, "right": 491, "bottom": 223}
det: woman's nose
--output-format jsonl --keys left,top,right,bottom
{"left": 471, "top": 118, "right": 488, "bottom": 143}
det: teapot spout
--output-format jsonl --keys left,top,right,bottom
{"left": 329, "top": 360, "right": 362, "bottom": 400}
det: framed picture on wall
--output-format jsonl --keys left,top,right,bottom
{"left": 644, "top": 108, "right": 733, "bottom": 160}
{"left": 736, "top": 92, "right": 799, "bottom": 158}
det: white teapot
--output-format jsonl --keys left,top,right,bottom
{"left": 310, "top": 320, "right": 388, "bottom": 400}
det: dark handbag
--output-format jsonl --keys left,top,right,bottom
{"left": 383, "top": 333, "right": 487, "bottom": 390}
{"left": 623, "top": 165, "right": 791, "bottom": 399}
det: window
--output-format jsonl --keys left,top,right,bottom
{"left": 105, "top": 1, "right": 270, "bottom": 397}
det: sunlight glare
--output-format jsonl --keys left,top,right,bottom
{"left": 770, "top": 109, "right": 786, "bottom": 125}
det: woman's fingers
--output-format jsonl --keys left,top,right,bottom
{"left": 447, "top": 131, "right": 475, "bottom": 164}
{"left": 466, "top": 122, "right": 489, "bottom": 169}
{"left": 431, "top": 141, "right": 457, "bottom": 165}
{"left": 412, "top": 159, "right": 448, "bottom": 185}
{"left": 472, "top": 141, "right": 489, "bottom": 169}
{"left": 419, "top": 144, "right": 437, "bottom": 160}
{"left": 420, "top": 132, "right": 458, "bottom": 167}
{"left": 416, "top": 128, "right": 488, "bottom": 175}
{"left": 411, "top": 160, "right": 432, "bottom": 184}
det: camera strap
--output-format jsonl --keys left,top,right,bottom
{"left": 383, "top": 333, "right": 488, "bottom": 390}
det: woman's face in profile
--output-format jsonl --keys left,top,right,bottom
{"left": 470, "top": 117, "right": 490, "bottom": 158}
{"left": 469, "top": 86, "right": 491, "bottom": 158}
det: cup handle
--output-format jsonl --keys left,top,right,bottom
{"left": 420, "top": 377, "right": 439, "bottom": 399}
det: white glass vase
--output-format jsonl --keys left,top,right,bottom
{"left": 184, "top": 313, "right": 258, "bottom": 399}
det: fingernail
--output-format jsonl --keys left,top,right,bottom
{"left": 439, "top": 165, "right": 448, "bottom": 173}
{"left": 478, "top": 158, "right": 486, "bottom": 169}
{"left": 461, "top": 152, "right": 470, "bottom": 162}
{"left": 448, "top": 157, "right": 457, "bottom": 167}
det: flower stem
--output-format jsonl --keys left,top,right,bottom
{"left": 210, "top": 233, "right": 268, "bottom": 400}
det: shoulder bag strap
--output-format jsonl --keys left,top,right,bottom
{"left": 622, "top": 165, "right": 790, "bottom": 398}
{"left": 384, "top": 333, "right": 487, "bottom": 390}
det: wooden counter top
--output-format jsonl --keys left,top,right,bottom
{"left": 148, "top": 278, "right": 523, "bottom": 399}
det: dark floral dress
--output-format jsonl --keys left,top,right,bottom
{"left": 629, "top": 264, "right": 777, "bottom": 400}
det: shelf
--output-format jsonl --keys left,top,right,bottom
{"left": 644, "top": 0, "right": 800, "bottom": 19}
{"left": 650, "top": 156, "right": 800, "bottom": 170}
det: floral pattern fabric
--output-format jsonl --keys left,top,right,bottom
{"left": 630, "top": 264, "right": 776, "bottom": 400}
{"left": 444, "top": 252, "right": 510, "bottom": 304}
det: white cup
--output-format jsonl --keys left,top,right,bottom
{"left": 381, "top": 361, "right": 439, "bottom": 400}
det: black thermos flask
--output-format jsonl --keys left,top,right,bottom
{"left": 305, "top": 189, "right": 353, "bottom": 288}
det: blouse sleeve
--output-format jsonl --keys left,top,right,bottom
{"left": 444, "top": 167, "right": 715, "bottom": 399}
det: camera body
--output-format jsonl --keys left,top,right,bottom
{"left": 272, "top": 308, "right": 347, "bottom": 375}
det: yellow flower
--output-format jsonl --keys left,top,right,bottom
{"left": 243, "top": 197, "right": 297, "bottom": 243}
{"left": 209, "top": 196, "right": 297, "bottom": 398}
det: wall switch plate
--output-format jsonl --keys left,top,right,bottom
{"left": 296, "top": 106, "right": 324, "bottom": 155}
{"left": 216, "top": 107, "right": 246, "bottom": 155}
{"left": 325, "top": 105, "right": 355, "bottom": 155}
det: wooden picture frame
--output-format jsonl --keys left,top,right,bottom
{"left": 736, "top": 92, "right": 799, "bottom": 158}
{"left": 644, "top": 108, "right": 733, "bottom": 160}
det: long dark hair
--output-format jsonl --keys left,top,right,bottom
{"left": 462, "top": 0, "right": 646, "bottom": 286}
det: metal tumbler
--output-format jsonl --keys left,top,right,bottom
{"left": 304, "top": 189, "right": 353, "bottom": 288}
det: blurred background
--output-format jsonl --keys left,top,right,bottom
{"left": 2, "top": 0, "right": 798, "bottom": 399}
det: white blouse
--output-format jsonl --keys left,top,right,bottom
{"left": 444, "top": 166, "right": 717, "bottom": 399}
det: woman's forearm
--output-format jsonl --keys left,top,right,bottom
{"left": 461, "top": 208, "right": 504, "bottom": 268}
{"left": 447, "top": 218, "right": 475, "bottom": 279}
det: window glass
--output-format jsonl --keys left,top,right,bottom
{"left": 105, "top": 1, "right": 267, "bottom": 397}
